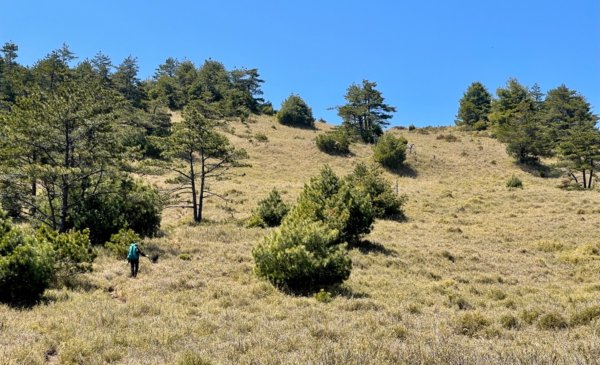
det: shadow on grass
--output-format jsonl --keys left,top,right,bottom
{"left": 386, "top": 164, "right": 418, "bottom": 178}
{"left": 349, "top": 239, "right": 398, "bottom": 256}
{"left": 517, "top": 160, "right": 562, "bottom": 178}
{"left": 331, "top": 285, "right": 370, "bottom": 299}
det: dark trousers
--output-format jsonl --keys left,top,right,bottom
{"left": 129, "top": 259, "right": 140, "bottom": 277}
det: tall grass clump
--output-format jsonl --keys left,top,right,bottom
{"left": 506, "top": 175, "right": 523, "bottom": 189}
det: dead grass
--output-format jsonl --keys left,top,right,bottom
{"left": 1, "top": 118, "right": 600, "bottom": 364}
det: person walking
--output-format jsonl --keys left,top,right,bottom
{"left": 127, "top": 242, "right": 147, "bottom": 278}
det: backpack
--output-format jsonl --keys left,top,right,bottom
{"left": 127, "top": 243, "right": 139, "bottom": 261}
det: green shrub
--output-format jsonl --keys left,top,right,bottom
{"left": 571, "top": 306, "right": 600, "bottom": 326}
{"left": 248, "top": 189, "right": 289, "bottom": 228}
{"left": 106, "top": 228, "right": 141, "bottom": 259}
{"left": 315, "top": 129, "right": 351, "bottom": 155}
{"left": 537, "top": 312, "right": 568, "bottom": 330}
{"left": 408, "top": 124, "right": 416, "bottom": 131}
{"left": 276, "top": 94, "right": 314, "bottom": 128}
{"left": 506, "top": 175, "right": 523, "bottom": 189}
{"left": 286, "top": 166, "right": 374, "bottom": 244}
{"left": 0, "top": 210, "right": 55, "bottom": 304}
{"left": 252, "top": 220, "right": 351, "bottom": 292}
{"left": 71, "top": 178, "right": 162, "bottom": 244}
{"left": 36, "top": 226, "right": 96, "bottom": 278}
{"left": 345, "top": 163, "right": 406, "bottom": 220}
{"left": 373, "top": 133, "right": 408, "bottom": 170}
{"left": 314, "top": 289, "right": 333, "bottom": 303}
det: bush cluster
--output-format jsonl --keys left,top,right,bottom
{"left": 0, "top": 210, "right": 96, "bottom": 305}
{"left": 315, "top": 129, "right": 351, "bottom": 155}
{"left": 253, "top": 165, "right": 404, "bottom": 293}
{"left": 373, "top": 133, "right": 408, "bottom": 169}
{"left": 72, "top": 178, "right": 162, "bottom": 244}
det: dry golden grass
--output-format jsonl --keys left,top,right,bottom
{"left": 2, "top": 116, "right": 600, "bottom": 364}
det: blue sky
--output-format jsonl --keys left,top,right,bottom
{"left": 1, "top": 0, "right": 598, "bottom": 127}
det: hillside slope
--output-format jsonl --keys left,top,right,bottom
{"left": 2, "top": 115, "right": 600, "bottom": 365}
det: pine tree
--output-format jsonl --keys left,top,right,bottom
{"left": 337, "top": 80, "right": 396, "bottom": 143}
{"left": 455, "top": 82, "right": 492, "bottom": 130}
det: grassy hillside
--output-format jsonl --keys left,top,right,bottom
{"left": 2, "top": 115, "right": 600, "bottom": 364}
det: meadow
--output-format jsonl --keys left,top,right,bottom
{"left": 1, "top": 115, "right": 600, "bottom": 365}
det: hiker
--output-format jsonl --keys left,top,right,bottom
{"left": 127, "top": 242, "right": 147, "bottom": 278}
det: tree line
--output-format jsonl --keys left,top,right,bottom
{"left": 456, "top": 79, "right": 599, "bottom": 188}
{"left": 0, "top": 42, "right": 270, "bottom": 303}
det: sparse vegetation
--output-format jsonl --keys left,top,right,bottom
{"left": 0, "top": 43, "right": 599, "bottom": 365}
{"left": 506, "top": 175, "right": 523, "bottom": 189}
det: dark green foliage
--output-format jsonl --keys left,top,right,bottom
{"left": 0, "top": 210, "right": 55, "bottom": 305}
{"left": 345, "top": 163, "right": 406, "bottom": 220}
{"left": 315, "top": 128, "right": 351, "bottom": 155}
{"left": 253, "top": 166, "right": 383, "bottom": 292}
{"left": 36, "top": 226, "right": 96, "bottom": 278}
{"left": 71, "top": 178, "right": 162, "bottom": 244}
{"left": 277, "top": 94, "right": 314, "bottom": 127}
{"left": 286, "top": 166, "right": 374, "bottom": 244}
{"left": 456, "top": 82, "right": 492, "bottom": 130}
{"left": 252, "top": 220, "right": 351, "bottom": 292}
{"left": 506, "top": 175, "right": 523, "bottom": 189}
{"left": 489, "top": 79, "right": 552, "bottom": 163}
{"left": 248, "top": 189, "right": 289, "bottom": 227}
{"left": 373, "top": 133, "right": 408, "bottom": 169}
{"left": 106, "top": 228, "right": 141, "bottom": 259}
{"left": 337, "top": 80, "right": 396, "bottom": 143}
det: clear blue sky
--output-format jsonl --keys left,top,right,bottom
{"left": 1, "top": 0, "right": 598, "bottom": 127}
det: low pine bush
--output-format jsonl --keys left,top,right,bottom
{"left": 373, "top": 133, "right": 408, "bottom": 169}
{"left": 252, "top": 219, "right": 351, "bottom": 292}
{"left": 37, "top": 226, "right": 96, "bottom": 279}
{"left": 315, "top": 129, "right": 350, "bottom": 155}
{"left": 106, "top": 228, "right": 141, "bottom": 259}
{"left": 0, "top": 210, "right": 55, "bottom": 305}
{"left": 247, "top": 189, "right": 289, "bottom": 228}
{"left": 345, "top": 163, "right": 406, "bottom": 220}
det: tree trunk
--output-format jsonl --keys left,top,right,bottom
{"left": 189, "top": 153, "right": 198, "bottom": 222}
{"left": 588, "top": 163, "right": 594, "bottom": 189}
{"left": 60, "top": 126, "right": 70, "bottom": 232}
{"left": 569, "top": 172, "right": 579, "bottom": 185}
{"left": 198, "top": 150, "right": 206, "bottom": 223}
{"left": 582, "top": 170, "right": 587, "bottom": 189}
